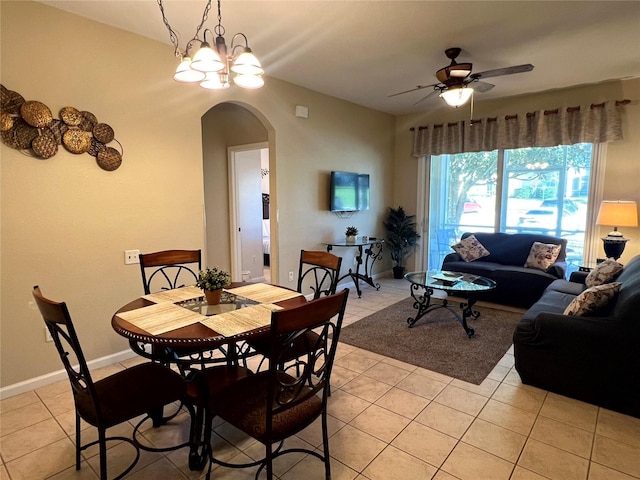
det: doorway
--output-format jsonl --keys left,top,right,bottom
{"left": 229, "top": 143, "right": 270, "bottom": 283}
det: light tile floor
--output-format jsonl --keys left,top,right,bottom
{"left": 2, "top": 278, "right": 639, "bottom": 479}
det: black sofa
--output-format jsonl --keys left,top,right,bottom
{"left": 441, "top": 232, "right": 567, "bottom": 308}
{"left": 514, "top": 255, "right": 640, "bottom": 418}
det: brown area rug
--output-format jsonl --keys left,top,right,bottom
{"left": 339, "top": 297, "right": 521, "bottom": 384}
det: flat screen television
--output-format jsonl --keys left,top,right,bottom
{"left": 329, "top": 171, "right": 370, "bottom": 212}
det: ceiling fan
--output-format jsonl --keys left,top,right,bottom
{"left": 390, "top": 47, "right": 534, "bottom": 107}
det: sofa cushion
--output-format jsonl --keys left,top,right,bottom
{"left": 563, "top": 282, "right": 622, "bottom": 316}
{"left": 524, "top": 242, "right": 562, "bottom": 272}
{"left": 451, "top": 234, "right": 490, "bottom": 262}
{"left": 585, "top": 259, "right": 623, "bottom": 287}
{"left": 461, "top": 232, "right": 567, "bottom": 267}
{"left": 546, "top": 279, "right": 586, "bottom": 296}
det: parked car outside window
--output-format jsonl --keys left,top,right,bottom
{"left": 463, "top": 198, "right": 481, "bottom": 213}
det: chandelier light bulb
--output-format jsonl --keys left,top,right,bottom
{"left": 201, "top": 72, "right": 231, "bottom": 90}
{"left": 230, "top": 50, "right": 264, "bottom": 76}
{"left": 233, "top": 73, "right": 264, "bottom": 89}
{"left": 191, "top": 42, "right": 225, "bottom": 72}
{"left": 173, "top": 56, "right": 206, "bottom": 83}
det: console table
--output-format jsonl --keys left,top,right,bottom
{"left": 324, "top": 239, "right": 384, "bottom": 297}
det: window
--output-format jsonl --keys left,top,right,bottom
{"left": 426, "top": 144, "right": 593, "bottom": 274}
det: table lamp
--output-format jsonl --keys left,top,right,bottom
{"left": 595, "top": 200, "right": 638, "bottom": 260}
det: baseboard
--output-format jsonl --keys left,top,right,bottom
{"left": 0, "top": 349, "right": 138, "bottom": 400}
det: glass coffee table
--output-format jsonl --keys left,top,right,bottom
{"left": 404, "top": 271, "right": 497, "bottom": 337}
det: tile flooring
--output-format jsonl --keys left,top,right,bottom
{"left": 1, "top": 278, "right": 639, "bottom": 479}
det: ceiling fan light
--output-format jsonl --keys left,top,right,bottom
{"left": 231, "top": 50, "right": 264, "bottom": 75}
{"left": 233, "top": 73, "right": 264, "bottom": 89}
{"left": 440, "top": 87, "right": 473, "bottom": 107}
{"left": 191, "top": 42, "right": 225, "bottom": 72}
{"left": 173, "top": 57, "right": 206, "bottom": 83}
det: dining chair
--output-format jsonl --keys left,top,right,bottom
{"left": 32, "top": 286, "right": 189, "bottom": 480}
{"left": 296, "top": 249, "right": 343, "bottom": 299}
{"left": 248, "top": 250, "right": 342, "bottom": 371}
{"left": 139, "top": 249, "right": 201, "bottom": 294}
{"left": 201, "top": 288, "right": 350, "bottom": 480}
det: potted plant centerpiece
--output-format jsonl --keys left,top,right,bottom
{"left": 345, "top": 226, "right": 359, "bottom": 243}
{"left": 196, "top": 266, "right": 231, "bottom": 305}
{"left": 383, "top": 206, "right": 421, "bottom": 279}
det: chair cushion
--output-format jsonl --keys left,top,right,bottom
{"left": 451, "top": 234, "right": 490, "bottom": 262}
{"left": 585, "top": 259, "right": 623, "bottom": 287}
{"left": 563, "top": 282, "right": 622, "bottom": 317}
{"left": 76, "top": 362, "right": 186, "bottom": 428}
{"left": 524, "top": 242, "right": 562, "bottom": 272}
{"left": 187, "top": 365, "right": 253, "bottom": 408}
{"left": 214, "top": 371, "right": 323, "bottom": 443}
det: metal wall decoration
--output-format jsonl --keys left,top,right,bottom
{"left": 0, "top": 84, "right": 123, "bottom": 171}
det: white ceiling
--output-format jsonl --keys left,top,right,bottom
{"left": 39, "top": 1, "right": 640, "bottom": 115}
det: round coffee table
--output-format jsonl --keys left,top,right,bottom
{"left": 404, "top": 271, "right": 497, "bottom": 337}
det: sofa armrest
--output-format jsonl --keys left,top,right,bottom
{"left": 517, "top": 311, "right": 622, "bottom": 349}
{"left": 442, "top": 252, "right": 462, "bottom": 264}
{"left": 546, "top": 261, "right": 567, "bottom": 279}
{"left": 569, "top": 271, "right": 588, "bottom": 284}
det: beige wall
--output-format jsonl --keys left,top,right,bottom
{"left": 0, "top": 1, "right": 395, "bottom": 387}
{"left": 1, "top": 1, "right": 637, "bottom": 390}
{"left": 393, "top": 79, "right": 640, "bottom": 270}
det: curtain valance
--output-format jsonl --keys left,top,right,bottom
{"left": 411, "top": 100, "right": 630, "bottom": 157}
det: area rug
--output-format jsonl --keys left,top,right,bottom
{"left": 339, "top": 297, "right": 521, "bottom": 384}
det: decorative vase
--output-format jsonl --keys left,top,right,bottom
{"left": 204, "top": 289, "right": 222, "bottom": 305}
{"left": 346, "top": 235, "right": 357, "bottom": 243}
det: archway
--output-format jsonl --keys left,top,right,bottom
{"left": 201, "top": 102, "right": 278, "bottom": 283}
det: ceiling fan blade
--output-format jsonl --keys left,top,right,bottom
{"left": 413, "top": 88, "right": 440, "bottom": 106}
{"left": 470, "top": 81, "right": 495, "bottom": 93}
{"left": 388, "top": 83, "right": 438, "bottom": 98}
{"left": 472, "top": 64, "right": 534, "bottom": 80}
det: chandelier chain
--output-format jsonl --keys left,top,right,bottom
{"left": 157, "top": 0, "right": 213, "bottom": 57}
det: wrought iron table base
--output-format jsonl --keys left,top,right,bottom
{"left": 326, "top": 241, "right": 383, "bottom": 297}
{"left": 407, "top": 284, "right": 480, "bottom": 337}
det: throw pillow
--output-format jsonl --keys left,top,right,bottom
{"left": 563, "top": 282, "right": 622, "bottom": 316}
{"left": 524, "top": 242, "right": 562, "bottom": 271}
{"left": 585, "top": 258, "right": 623, "bottom": 287}
{"left": 451, "top": 235, "right": 490, "bottom": 262}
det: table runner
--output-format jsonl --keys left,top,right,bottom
{"left": 225, "top": 283, "right": 303, "bottom": 303}
{"left": 115, "top": 302, "right": 206, "bottom": 335}
{"left": 143, "top": 285, "right": 204, "bottom": 304}
{"left": 200, "top": 303, "right": 282, "bottom": 337}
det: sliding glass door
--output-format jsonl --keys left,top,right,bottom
{"left": 427, "top": 144, "right": 592, "bottom": 274}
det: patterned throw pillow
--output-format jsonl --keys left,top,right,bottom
{"left": 451, "top": 235, "right": 490, "bottom": 262}
{"left": 524, "top": 242, "right": 562, "bottom": 271}
{"left": 563, "top": 282, "right": 622, "bottom": 316}
{"left": 585, "top": 258, "right": 623, "bottom": 287}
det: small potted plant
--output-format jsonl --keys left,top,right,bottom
{"left": 196, "top": 266, "right": 231, "bottom": 305}
{"left": 345, "top": 226, "right": 359, "bottom": 243}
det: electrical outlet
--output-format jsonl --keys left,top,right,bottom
{"left": 252, "top": 255, "right": 256, "bottom": 263}
{"left": 288, "top": 271, "right": 294, "bottom": 282}
{"left": 45, "top": 327, "right": 53, "bottom": 342}
{"left": 124, "top": 249, "right": 140, "bottom": 265}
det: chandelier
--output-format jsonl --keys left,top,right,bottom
{"left": 157, "top": 0, "right": 264, "bottom": 90}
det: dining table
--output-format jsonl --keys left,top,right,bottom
{"left": 111, "top": 282, "right": 307, "bottom": 470}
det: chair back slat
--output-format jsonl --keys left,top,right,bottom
{"left": 297, "top": 250, "right": 342, "bottom": 299}
{"left": 268, "top": 289, "right": 348, "bottom": 415}
{"left": 139, "top": 249, "right": 201, "bottom": 294}
{"left": 32, "top": 286, "right": 99, "bottom": 415}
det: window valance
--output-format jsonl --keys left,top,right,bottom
{"left": 411, "top": 100, "right": 630, "bottom": 157}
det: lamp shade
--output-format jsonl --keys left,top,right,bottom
{"left": 191, "top": 43, "right": 224, "bottom": 72}
{"left": 596, "top": 201, "right": 638, "bottom": 229}
{"left": 231, "top": 50, "right": 264, "bottom": 76}
{"left": 233, "top": 73, "right": 264, "bottom": 89}
{"left": 439, "top": 87, "right": 473, "bottom": 107}
{"left": 173, "top": 57, "right": 206, "bottom": 83}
